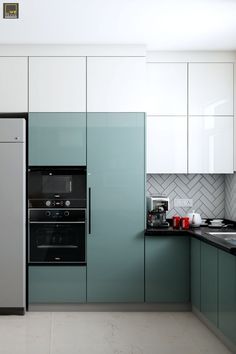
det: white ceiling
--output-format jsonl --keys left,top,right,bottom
{"left": 0, "top": 0, "right": 236, "bottom": 50}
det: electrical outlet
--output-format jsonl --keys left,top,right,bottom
{"left": 174, "top": 198, "right": 193, "bottom": 208}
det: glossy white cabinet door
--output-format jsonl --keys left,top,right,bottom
{"left": 146, "top": 116, "right": 187, "bottom": 174}
{"left": 189, "top": 116, "right": 233, "bottom": 173}
{"left": 147, "top": 63, "right": 187, "bottom": 115}
{"left": 87, "top": 57, "right": 145, "bottom": 112}
{"left": 0, "top": 57, "right": 27, "bottom": 112}
{"left": 29, "top": 57, "right": 86, "bottom": 112}
{"left": 189, "top": 63, "right": 233, "bottom": 116}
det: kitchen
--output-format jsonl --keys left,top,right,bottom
{"left": 0, "top": 1, "right": 236, "bottom": 353}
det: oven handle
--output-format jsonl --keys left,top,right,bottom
{"left": 37, "top": 245, "right": 78, "bottom": 249}
{"left": 29, "top": 221, "right": 85, "bottom": 224}
{"left": 88, "top": 187, "right": 91, "bottom": 234}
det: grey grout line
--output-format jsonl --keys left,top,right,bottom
{"left": 49, "top": 312, "right": 54, "bottom": 354}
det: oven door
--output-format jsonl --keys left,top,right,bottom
{"left": 29, "top": 222, "right": 85, "bottom": 263}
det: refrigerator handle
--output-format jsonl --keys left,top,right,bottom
{"left": 88, "top": 187, "right": 91, "bottom": 234}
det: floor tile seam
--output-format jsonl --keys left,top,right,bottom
{"left": 49, "top": 312, "right": 54, "bottom": 354}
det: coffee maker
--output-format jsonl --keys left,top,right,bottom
{"left": 147, "top": 196, "right": 170, "bottom": 228}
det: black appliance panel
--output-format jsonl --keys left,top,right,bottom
{"left": 28, "top": 167, "right": 86, "bottom": 208}
{"left": 29, "top": 209, "right": 86, "bottom": 222}
{"left": 29, "top": 222, "right": 85, "bottom": 263}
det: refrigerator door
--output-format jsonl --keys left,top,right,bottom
{"left": 0, "top": 118, "right": 25, "bottom": 142}
{"left": 0, "top": 119, "right": 25, "bottom": 313}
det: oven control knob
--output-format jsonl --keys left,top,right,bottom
{"left": 46, "top": 211, "right": 51, "bottom": 217}
{"left": 65, "top": 200, "right": 71, "bottom": 207}
{"left": 45, "top": 200, "right": 51, "bottom": 207}
{"left": 64, "top": 211, "right": 70, "bottom": 217}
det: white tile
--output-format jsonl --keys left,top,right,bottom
{"left": 50, "top": 312, "right": 231, "bottom": 354}
{"left": 0, "top": 312, "right": 231, "bottom": 354}
{"left": 0, "top": 312, "right": 51, "bottom": 354}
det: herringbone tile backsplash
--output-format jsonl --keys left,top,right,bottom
{"left": 225, "top": 173, "right": 236, "bottom": 221}
{"left": 147, "top": 174, "right": 225, "bottom": 218}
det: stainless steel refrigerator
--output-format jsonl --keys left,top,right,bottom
{"left": 0, "top": 118, "right": 26, "bottom": 314}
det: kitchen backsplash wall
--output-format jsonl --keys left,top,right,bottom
{"left": 225, "top": 173, "right": 236, "bottom": 221}
{"left": 146, "top": 174, "right": 225, "bottom": 219}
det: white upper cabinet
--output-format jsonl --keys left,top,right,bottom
{"left": 147, "top": 63, "right": 187, "bottom": 115}
{"left": 0, "top": 57, "right": 27, "bottom": 112}
{"left": 188, "top": 116, "right": 233, "bottom": 173}
{"left": 87, "top": 57, "right": 145, "bottom": 112}
{"left": 189, "top": 63, "right": 233, "bottom": 116}
{"left": 146, "top": 116, "right": 187, "bottom": 174}
{"left": 29, "top": 57, "right": 86, "bottom": 112}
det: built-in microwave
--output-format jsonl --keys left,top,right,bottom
{"left": 28, "top": 166, "right": 86, "bottom": 208}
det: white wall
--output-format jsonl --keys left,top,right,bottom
{"left": 0, "top": 0, "right": 236, "bottom": 50}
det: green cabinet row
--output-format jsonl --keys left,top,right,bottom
{"left": 28, "top": 112, "right": 145, "bottom": 303}
{"left": 191, "top": 238, "right": 236, "bottom": 346}
{"left": 218, "top": 250, "right": 236, "bottom": 345}
{"left": 145, "top": 236, "right": 190, "bottom": 303}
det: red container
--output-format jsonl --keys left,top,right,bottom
{"left": 172, "top": 216, "right": 181, "bottom": 229}
{"left": 181, "top": 217, "right": 190, "bottom": 230}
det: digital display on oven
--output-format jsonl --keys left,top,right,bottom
{"left": 42, "top": 175, "right": 72, "bottom": 194}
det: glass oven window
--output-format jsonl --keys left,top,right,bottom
{"left": 29, "top": 223, "right": 85, "bottom": 263}
{"left": 42, "top": 175, "right": 72, "bottom": 194}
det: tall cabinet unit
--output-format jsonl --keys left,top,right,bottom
{"left": 28, "top": 56, "right": 87, "bottom": 304}
{"left": 86, "top": 57, "right": 145, "bottom": 302}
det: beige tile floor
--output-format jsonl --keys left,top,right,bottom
{"left": 0, "top": 311, "right": 231, "bottom": 354}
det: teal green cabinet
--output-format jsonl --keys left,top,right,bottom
{"left": 29, "top": 266, "right": 86, "bottom": 303}
{"left": 218, "top": 250, "right": 236, "bottom": 345}
{"left": 29, "top": 113, "right": 86, "bottom": 166}
{"left": 145, "top": 236, "right": 190, "bottom": 303}
{"left": 87, "top": 113, "right": 145, "bottom": 302}
{"left": 201, "top": 242, "right": 218, "bottom": 326}
{"left": 191, "top": 238, "right": 201, "bottom": 310}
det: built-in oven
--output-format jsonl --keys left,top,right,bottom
{"left": 29, "top": 209, "right": 85, "bottom": 264}
{"left": 28, "top": 167, "right": 86, "bottom": 264}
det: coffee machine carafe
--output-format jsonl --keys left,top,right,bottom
{"left": 147, "top": 196, "right": 170, "bottom": 228}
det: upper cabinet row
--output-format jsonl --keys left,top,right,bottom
{"left": 1, "top": 57, "right": 233, "bottom": 116}
{"left": 0, "top": 56, "right": 145, "bottom": 113}
{"left": 147, "top": 62, "right": 234, "bottom": 116}
{"left": 147, "top": 62, "right": 234, "bottom": 174}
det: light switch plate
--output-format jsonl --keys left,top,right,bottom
{"left": 174, "top": 198, "right": 193, "bottom": 208}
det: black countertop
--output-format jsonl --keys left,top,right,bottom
{"left": 145, "top": 226, "right": 236, "bottom": 255}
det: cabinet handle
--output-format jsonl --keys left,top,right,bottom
{"left": 89, "top": 187, "right": 91, "bottom": 234}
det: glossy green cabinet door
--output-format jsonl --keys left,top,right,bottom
{"left": 87, "top": 113, "right": 145, "bottom": 302}
{"left": 29, "top": 266, "right": 86, "bottom": 303}
{"left": 29, "top": 113, "right": 86, "bottom": 166}
{"left": 145, "top": 236, "right": 190, "bottom": 303}
{"left": 201, "top": 242, "right": 218, "bottom": 326}
{"left": 191, "top": 238, "right": 201, "bottom": 310}
{"left": 218, "top": 250, "right": 236, "bottom": 345}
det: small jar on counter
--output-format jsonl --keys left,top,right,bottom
{"left": 181, "top": 217, "right": 190, "bottom": 230}
{"left": 172, "top": 216, "right": 181, "bottom": 229}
